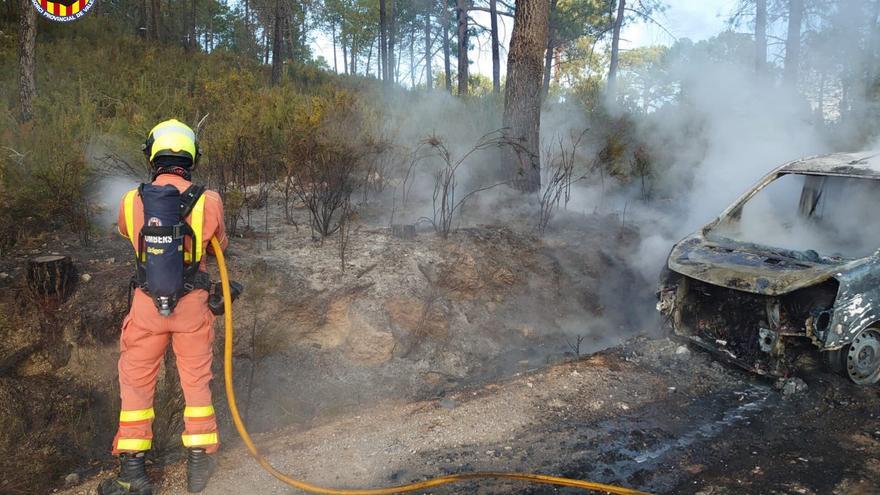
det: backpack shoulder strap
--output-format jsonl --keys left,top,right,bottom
{"left": 179, "top": 184, "right": 208, "bottom": 264}
{"left": 122, "top": 185, "right": 144, "bottom": 245}
{"left": 179, "top": 184, "right": 206, "bottom": 219}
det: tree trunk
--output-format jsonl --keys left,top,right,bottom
{"left": 300, "top": 8, "right": 307, "bottom": 53}
{"left": 389, "top": 0, "right": 397, "bottom": 83}
{"left": 271, "top": 0, "right": 283, "bottom": 85}
{"left": 424, "top": 12, "right": 433, "bottom": 89}
{"left": 380, "top": 0, "right": 389, "bottom": 82}
{"left": 366, "top": 36, "right": 374, "bottom": 76}
{"left": 443, "top": 0, "right": 452, "bottom": 91}
{"left": 284, "top": 14, "right": 295, "bottom": 63}
{"left": 189, "top": 0, "right": 197, "bottom": 50}
{"left": 342, "top": 40, "right": 349, "bottom": 75}
{"left": 5, "top": 0, "right": 16, "bottom": 21}
{"left": 263, "top": 29, "right": 269, "bottom": 64}
{"left": 244, "top": 0, "right": 250, "bottom": 39}
{"left": 409, "top": 27, "right": 416, "bottom": 87}
{"left": 755, "top": 0, "right": 767, "bottom": 73}
{"left": 376, "top": 34, "right": 382, "bottom": 78}
{"left": 456, "top": 0, "right": 469, "bottom": 95}
{"left": 553, "top": 48, "right": 561, "bottom": 84}
{"left": 17, "top": 0, "right": 36, "bottom": 123}
{"left": 541, "top": 0, "right": 559, "bottom": 99}
{"left": 395, "top": 40, "right": 403, "bottom": 82}
{"left": 502, "top": 0, "right": 550, "bottom": 193}
{"left": 607, "top": 0, "right": 626, "bottom": 101}
{"left": 150, "top": 0, "right": 161, "bottom": 40}
{"left": 784, "top": 0, "right": 803, "bottom": 87}
{"left": 351, "top": 40, "right": 358, "bottom": 75}
{"left": 490, "top": 0, "right": 500, "bottom": 95}
{"left": 542, "top": 46, "right": 553, "bottom": 98}
{"left": 139, "top": 0, "right": 147, "bottom": 37}
{"left": 332, "top": 23, "right": 338, "bottom": 73}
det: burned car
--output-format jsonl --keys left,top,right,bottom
{"left": 658, "top": 151, "right": 880, "bottom": 384}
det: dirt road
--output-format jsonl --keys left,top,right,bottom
{"left": 57, "top": 337, "right": 880, "bottom": 495}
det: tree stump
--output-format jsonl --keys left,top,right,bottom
{"left": 27, "top": 255, "right": 75, "bottom": 303}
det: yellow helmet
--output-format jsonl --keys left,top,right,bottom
{"left": 142, "top": 119, "right": 200, "bottom": 164}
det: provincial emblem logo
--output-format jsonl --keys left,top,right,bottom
{"left": 30, "top": 0, "right": 94, "bottom": 22}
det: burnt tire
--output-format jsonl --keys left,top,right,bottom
{"left": 844, "top": 327, "right": 880, "bottom": 385}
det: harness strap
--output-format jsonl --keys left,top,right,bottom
{"left": 179, "top": 185, "right": 207, "bottom": 264}
{"left": 190, "top": 194, "right": 207, "bottom": 263}
{"left": 132, "top": 270, "right": 211, "bottom": 294}
{"left": 123, "top": 188, "right": 138, "bottom": 249}
{"left": 141, "top": 223, "right": 194, "bottom": 239}
{"left": 179, "top": 185, "right": 206, "bottom": 218}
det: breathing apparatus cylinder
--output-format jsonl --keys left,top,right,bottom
{"left": 141, "top": 184, "right": 186, "bottom": 315}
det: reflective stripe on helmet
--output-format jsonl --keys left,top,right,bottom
{"left": 182, "top": 432, "right": 218, "bottom": 447}
{"left": 116, "top": 438, "right": 152, "bottom": 451}
{"left": 119, "top": 408, "right": 155, "bottom": 422}
{"left": 183, "top": 405, "right": 215, "bottom": 418}
{"left": 148, "top": 119, "right": 197, "bottom": 162}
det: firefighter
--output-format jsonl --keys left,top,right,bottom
{"left": 99, "top": 119, "right": 228, "bottom": 495}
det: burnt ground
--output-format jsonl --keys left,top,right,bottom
{"left": 55, "top": 337, "right": 880, "bottom": 495}
{"left": 4, "top": 198, "right": 880, "bottom": 495}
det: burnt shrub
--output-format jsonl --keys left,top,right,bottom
{"left": 286, "top": 91, "right": 377, "bottom": 238}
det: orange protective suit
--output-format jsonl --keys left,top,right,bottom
{"left": 113, "top": 173, "right": 228, "bottom": 455}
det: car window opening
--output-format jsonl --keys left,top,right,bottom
{"left": 709, "top": 173, "right": 880, "bottom": 260}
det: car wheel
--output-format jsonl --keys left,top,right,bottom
{"left": 845, "top": 327, "right": 880, "bottom": 385}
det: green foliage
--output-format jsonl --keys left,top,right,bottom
{"left": 552, "top": 0, "right": 613, "bottom": 47}
{"left": 0, "top": 16, "right": 382, "bottom": 250}
{"left": 616, "top": 45, "right": 673, "bottom": 113}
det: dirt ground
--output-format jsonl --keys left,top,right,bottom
{"left": 0, "top": 198, "right": 653, "bottom": 494}
{"left": 54, "top": 337, "right": 880, "bottom": 495}
{"left": 4, "top": 197, "right": 880, "bottom": 495}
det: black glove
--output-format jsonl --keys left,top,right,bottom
{"left": 208, "top": 281, "right": 244, "bottom": 316}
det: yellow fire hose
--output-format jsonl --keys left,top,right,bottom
{"left": 211, "top": 237, "right": 650, "bottom": 495}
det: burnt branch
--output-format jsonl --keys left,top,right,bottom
{"left": 536, "top": 129, "right": 588, "bottom": 235}
{"left": 403, "top": 130, "right": 525, "bottom": 238}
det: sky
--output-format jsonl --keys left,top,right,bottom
{"left": 311, "top": 0, "right": 736, "bottom": 82}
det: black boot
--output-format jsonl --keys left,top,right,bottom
{"left": 97, "top": 452, "right": 153, "bottom": 495}
{"left": 186, "top": 448, "right": 215, "bottom": 493}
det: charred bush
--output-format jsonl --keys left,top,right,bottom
{"left": 537, "top": 130, "right": 588, "bottom": 235}
{"left": 289, "top": 140, "right": 363, "bottom": 238}
{"left": 402, "top": 131, "right": 522, "bottom": 239}
{"left": 287, "top": 92, "right": 374, "bottom": 238}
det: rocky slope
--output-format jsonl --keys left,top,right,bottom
{"left": 0, "top": 203, "right": 652, "bottom": 494}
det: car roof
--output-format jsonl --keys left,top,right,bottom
{"left": 781, "top": 151, "right": 880, "bottom": 178}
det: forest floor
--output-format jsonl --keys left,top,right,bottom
{"left": 4, "top": 193, "right": 880, "bottom": 495}
{"left": 56, "top": 337, "right": 880, "bottom": 495}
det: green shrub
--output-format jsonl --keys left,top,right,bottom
{"left": 0, "top": 16, "right": 383, "bottom": 250}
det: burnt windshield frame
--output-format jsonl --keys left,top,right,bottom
{"left": 705, "top": 172, "right": 880, "bottom": 262}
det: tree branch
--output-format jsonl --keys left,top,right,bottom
{"left": 624, "top": 7, "right": 677, "bottom": 41}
